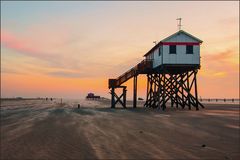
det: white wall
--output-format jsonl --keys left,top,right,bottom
{"left": 150, "top": 45, "right": 200, "bottom": 68}
{"left": 149, "top": 32, "right": 201, "bottom": 68}
{"left": 162, "top": 45, "right": 200, "bottom": 65}
{"left": 153, "top": 46, "right": 162, "bottom": 68}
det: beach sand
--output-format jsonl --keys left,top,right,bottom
{"left": 0, "top": 99, "right": 239, "bottom": 159}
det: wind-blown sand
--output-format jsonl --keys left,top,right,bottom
{"left": 0, "top": 99, "right": 239, "bottom": 160}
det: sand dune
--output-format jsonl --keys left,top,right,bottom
{"left": 0, "top": 99, "right": 239, "bottom": 159}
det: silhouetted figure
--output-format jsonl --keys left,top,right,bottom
{"left": 50, "top": 98, "right": 53, "bottom": 101}
{"left": 78, "top": 104, "right": 80, "bottom": 109}
{"left": 232, "top": 99, "right": 234, "bottom": 102}
{"left": 224, "top": 98, "right": 226, "bottom": 102}
{"left": 46, "top": 97, "right": 48, "bottom": 101}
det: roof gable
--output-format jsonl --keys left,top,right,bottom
{"left": 144, "top": 30, "right": 203, "bottom": 57}
{"left": 161, "top": 30, "right": 203, "bottom": 43}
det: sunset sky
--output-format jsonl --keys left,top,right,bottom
{"left": 1, "top": 1, "right": 239, "bottom": 99}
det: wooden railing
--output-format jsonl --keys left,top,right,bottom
{"left": 108, "top": 59, "right": 153, "bottom": 88}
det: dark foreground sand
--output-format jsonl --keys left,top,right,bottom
{"left": 0, "top": 99, "right": 239, "bottom": 160}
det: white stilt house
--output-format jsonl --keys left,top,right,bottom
{"left": 144, "top": 30, "right": 203, "bottom": 69}
{"left": 109, "top": 28, "right": 204, "bottom": 110}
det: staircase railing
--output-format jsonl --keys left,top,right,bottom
{"left": 108, "top": 59, "right": 153, "bottom": 88}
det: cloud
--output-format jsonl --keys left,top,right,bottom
{"left": 1, "top": 30, "right": 57, "bottom": 59}
{"left": 213, "top": 72, "right": 226, "bottom": 77}
{"left": 46, "top": 71, "right": 83, "bottom": 78}
{"left": 1, "top": 29, "right": 106, "bottom": 78}
{"left": 1, "top": 29, "right": 145, "bottom": 79}
{"left": 200, "top": 49, "right": 239, "bottom": 78}
{"left": 219, "top": 16, "right": 239, "bottom": 26}
{"left": 204, "top": 49, "right": 236, "bottom": 62}
{"left": 1, "top": 67, "right": 22, "bottom": 75}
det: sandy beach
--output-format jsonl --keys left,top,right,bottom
{"left": 0, "top": 99, "right": 239, "bottom": 160}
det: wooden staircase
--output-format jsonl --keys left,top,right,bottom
{"left": 108, "top": 59, "right": 153, "bottom": 88}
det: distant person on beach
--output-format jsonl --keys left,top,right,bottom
{"left": 78, "top": 104, "right": 80, "bottom": 109}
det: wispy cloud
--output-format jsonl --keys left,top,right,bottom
{"left": 1, "top": 29, "right": 107, "bottom": 77}
{"left": 1, "top": 30, "right": 57, "bottom": 59}
{"left": 1, "top": 28, "right": 146, "bottom": 79}
{"left": 46, "top": 71, "right": 83, "bottom": 78}
{"left": 204, "top": 49, "right": 236, "bottom": 62}
{"left": 200, "top": 49, "right": 239, "bottom": 78}
{"left": 213, "top": 72, "right": 226, "bottom": 77}
{"left": 218, "top": 16, "right": 239, "bottom": 26}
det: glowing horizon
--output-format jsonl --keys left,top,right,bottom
{"left": 1, "top": 1, "right": 239, "bottom": 99}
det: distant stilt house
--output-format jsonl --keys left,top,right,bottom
{"left": 109, "top": 29, "right": 204, "bottom": 110}
{"left": 86, "top": 93, "right": 101, "bottom": 100}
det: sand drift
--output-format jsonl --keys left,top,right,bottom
{"left": 0, "top": 99, "right": 239, "bottom": 159}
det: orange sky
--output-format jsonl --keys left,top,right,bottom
{"left": 1, "top": 1, "right": 239, "bottom": 99}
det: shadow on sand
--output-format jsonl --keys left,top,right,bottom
{"left": 72, "top": 108, "right": 96, "bottom": 115}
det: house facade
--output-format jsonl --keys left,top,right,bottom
{"left": 144, "top": 30, "right": 203, "bottom": 69}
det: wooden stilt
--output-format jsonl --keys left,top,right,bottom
{"left": 111, "top": 87, "right": 115, "bottom": 108}
{"left": 181, "top": 74, "right": 185, "bottom": 109}
{"left": 145, "top": 75, "right": 149, "bottom": 107}
{"left": 170, "top": 75, "right": 174, "bottom": 108}
{"left": 143, "top": 68, "right": 203, "bottom": 110}
{"left": 133, "top": 75, "right": 137, "bottom": 108}
{"left": 194, "top": 70, "right": 199, "bottom": 110}
{"left": 162, "top": 73, "right": 166, "bottom": 110}
{"left": 187, "top": 72, "right": 191, "bottom": 110}
{"left": 110, "top": 86, "right": 127, "bottom": 108}
{"left": 123, "top": 87, "right": 127, "bottom": 108}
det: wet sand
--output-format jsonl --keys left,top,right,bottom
{"left": 0, "top": 99, "right": 239, "bottom": 159}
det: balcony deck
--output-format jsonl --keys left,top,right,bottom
{"left": 108, "top": 59, "right": 201, "bottom": 88}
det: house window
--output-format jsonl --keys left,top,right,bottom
{"left": 186, "top": 45, "right": 193, "bottom": 54}
{"left": 147, "top": 55, "right": 150, "bottom": 60}
{"left": 158, "top": 47, "right": 161, "bottom": 56}
{"left": 169, "top": 45, "right": 176, "bottom": 54}
{"left": 147, "top": 53, "right": 153, "bottom": 60}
